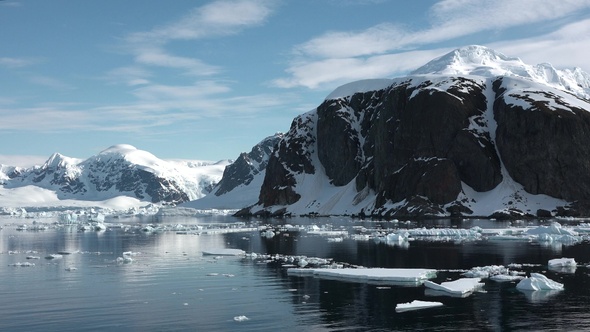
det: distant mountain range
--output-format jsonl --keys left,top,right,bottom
{"left": 0, "top": 144, "right": 229, "bottom": 205}
{"left": 190, "top": 45, "right": 590, "bottom": 218}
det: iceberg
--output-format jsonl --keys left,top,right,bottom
{"left": 516, "top": 273, "right": 564, "bottom": 291}
{"left": 287, "top": 268, "right": 437, "bottom": 286}
{"left": 548, "top": 258, "right": 576, "bottom": 267}
{"left": 395, "top": 300, "right": 443, "bottom": 313}
{"left": 548, "top": 257, "right": 577, "bottom": 273}
{"left": 424, "top": 278, "right": 484, "bottom": 296}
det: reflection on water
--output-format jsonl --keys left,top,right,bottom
{"left": 1, "top": 215, "right": 590, "bottom": 331}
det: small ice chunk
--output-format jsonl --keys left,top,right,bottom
{"left": 233, "top": 315, "right": 249, "bottom": 322}
{"left": 116, "top": 256, "right": 133, "bottom": 264}
{"left": 424, "top": 278, "right": 484, "bottom": 296}
{"left": 395, "top": 300, "right": 443, "bottom": 312}
{"left": 45, "top": 254, "right": 63, "bottom": 260}
{"left": 516, "top": 273, "right": 564, "bottom": 291}
{"left": 9, "top": 262, "right": 35, "bottom": 267}
{"left": 490, "top": 274, "right": 524, "bottom": 282}
{"left": 202, "top": 249, "right": 245, "bottom": 256}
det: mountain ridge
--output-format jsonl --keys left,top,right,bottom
{"left": 196, "top": 45, "right": 590, "bottom": 219}
{"left": 1, "top": 144, "right": 229, "bottom": 205}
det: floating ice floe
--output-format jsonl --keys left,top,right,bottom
{"left": 287, "top": 268, "right": 437, "bottom": 286}
{"left": 490, "top": 274, "right": 524, "bottom": 282}
{"left": 233, "top": 315, "right": 249, "bottom": 322}
{"left": 461, "top": 265, "right": 525, "bottom": 282}
{"left": 202, "top": 248, "right": 245, "bottom": 256}
{"left": 548, "top": 257, "right": 576, "bottom": 267}
{"left": 516, "top": 273, "right": 564, "bottom": 291}
{"left": 548, "top": 257, "right": 577, "bottom": 273}
{"left": 395, "top": 300, "right": 444, "bottom": 313}
{"left": 116, "top": 256, "right": 133, "bottom": 264}
{"left": 526, "top": 222, "right": 582, "bottom": 245}
{"left": 45, "top": 254, "right": 63, "bottom": 260}
{"left": 424, "top": 278, "right": 484, "bottom": 297}
{"left": 462, "top": 265, "right": 509, "bottom": 278}
{"left": 9, "top": 262, "right": 35, "bottom": 267}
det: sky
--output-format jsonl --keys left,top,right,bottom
{"left": 1, "top": 0, "right": 590, "bottom": 166}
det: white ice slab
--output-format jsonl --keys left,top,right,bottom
{"left": 490, "top": 274, "right": 524, "bottom": 282}
{"left": 395, "top": 300, "right": 443, "bottom": 313}
{"left": 202, "top": 248, "right": 246, "bottom": 256}
{"left": 288, "top": 268, "right": 437, "bottom": 286}
{"left": 424, "top": 278, "right": 484, "bottom": 296}
{"left": 516, "top": 273, "right": 564, "bottom": 291}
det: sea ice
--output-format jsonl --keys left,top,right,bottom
{"left": 202, "top": 249, "right": 245, "bottom": 256}
{"left": 288, "top": 268, "right": 437, "bottom": 286}
{"left": 45, "top": 254, "right": 63, "bottom": 259}
{"left": 462, "top": 265, "right": 509, "bottom": 278}
{"left": 9, "top": 262, "right": 35, "bottom": 267}
{"left": 516, "top": 273, "right": 564, "bottom": 291}
{"left": 395, "top": 300, "right": 444, "bottom": 313}
{"left": 424, "top": 278, "right": 484, "bottom": 296}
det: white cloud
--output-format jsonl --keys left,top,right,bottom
{"left": 273, "top": 49, "right": 446, "bottom": 89}
{"left": 105, "top": 66, "right": 152, "bottom": 86}
{"left": 277, "top": 0, "right": 590, "bottom": 89}
{"left": 0, "top": 57, "right": 40, "bottom": 68}
{"left": 490, "top": 18, "right": 590, "bottom": 69}
{"left": 0, "top": 155, "right": 47, "bottom": 168}
{"left": 29, "top": 76, "right": 75, "bottom": 91}
{"left": 133, "top": 47, "right": 220, "bottom": 75}
{"left": 127, "top": 0, "right": 275, "bottom": 45}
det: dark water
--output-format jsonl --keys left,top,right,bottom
{"left": 1, "top": 216, "right": 590, "bottom": 331}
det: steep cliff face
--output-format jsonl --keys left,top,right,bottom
{"left": 242, "top": 46, "right": 590, "bottom": 218}
{"left": 213, "top": 133, "right": 283, "bottom": 196}
{"left": 493, "top": 77, "right": 590, "bottom": 203}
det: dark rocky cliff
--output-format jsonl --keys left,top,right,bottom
{"left": 213, "top": 133, "right": 283, "bottom": 196}
{"left": 244, "top": 75, "right": 590, "bottom": 218}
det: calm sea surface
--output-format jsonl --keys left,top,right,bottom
{"left": 1, "top": 215, "right": 590, "bottom": 331}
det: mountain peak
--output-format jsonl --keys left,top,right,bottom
{"left": 99, "top": 144, "right": 138, "bottom": 155}
{"left": 42, "top": 152, "right": 79, "bottom": 169}
{"left": 411, "top": 45, "right": 590, "bottom": 99}
{"left": 411, "top": 45, "right": 527, "bottom": 77}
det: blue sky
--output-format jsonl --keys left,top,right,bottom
{"left": 1, "top": 0, "right": 590, "bottom": 166}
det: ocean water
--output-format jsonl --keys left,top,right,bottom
{"left": 1, "top": 215, "right": 590, "bottom": 331}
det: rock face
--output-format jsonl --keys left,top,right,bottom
{"left": 212, "top": 133, "right": 283, "bottom": 196}
{"left": 493, "top": 77, "right": 590, "bottom": 202}
{"left": 242, "top": 46, "right": 590, "bottom": 218}
{"left": 3, "top": 145, "right": 222, "bottom": 204}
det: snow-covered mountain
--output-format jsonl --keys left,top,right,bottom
{"left": 1, "top": 144, "right": 230, "bottom": 206}
{"left": 206, "top": 45, "right": 590, "bottom": 218}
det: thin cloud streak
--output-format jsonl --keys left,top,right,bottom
{"left": 277, "top": 0, "right": 590, "bottom": 89}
